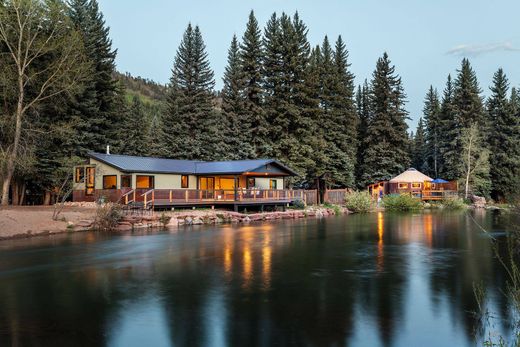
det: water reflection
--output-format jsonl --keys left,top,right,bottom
{"left": 0, "top": 211, "right": 515, "bottom": 346}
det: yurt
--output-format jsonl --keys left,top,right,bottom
{"left": 387, "top": 168, "right": 433, "bottom": 196}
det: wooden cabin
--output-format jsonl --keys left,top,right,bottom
{"left": 73, "top": 152, "right": 302, "bottom": 210}
{"left": 367, "top": 168, "right": 458, "bottom": 201}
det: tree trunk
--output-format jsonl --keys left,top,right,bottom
{"left": 43, "top": 191, "right": 51, "bottom": 206}
{"left": 12, "top": 180, "right": 19, "bottom": 206}
{"left": 1, "top": 70, "right": 24, "bottom": 206}
{"left": 19, "top": 182, "right": 26, "bottom": 206}
{"left": 465, "top": 133, "right": 473, "bottom": 199}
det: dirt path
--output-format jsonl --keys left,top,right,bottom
{"left": 0, "top": 206, "right": 96, "bottom": 240}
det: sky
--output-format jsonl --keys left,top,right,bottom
{"left": 98, "top": 0, "right": 520, "bottom": 129}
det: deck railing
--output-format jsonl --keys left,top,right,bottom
{"left": 421, "top": 190, "right": 458, "bottom": 200}
{"left": 122, "top": 188, "right": 306, "bottom": 206}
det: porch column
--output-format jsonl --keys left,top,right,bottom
{"left": 234, "top": 175, "right": 238, "bottom": 201}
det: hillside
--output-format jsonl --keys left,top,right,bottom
{"left": 113, "top": 71, "right": 167, "bottom": 105}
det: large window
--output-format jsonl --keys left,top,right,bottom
{"left": 181, "top": 175, "right": 189, "bottom": 188}
{"left": 103, "top": 175, "right": 117, "bottom": 189}
{"left": 121, "top": 175, "right": 132, "bottom": 188}
{"left": 269, "top": 179, "right": 278, "bottom": 190}
{"left": 75, "top": 167, "right": 85, "bottom": 183}
{"left": 247, "top": 178, "right": 256, "bottom": 189}
{"left": 136, "top": 175, "right": 154, "bottom": 189}
{"left": 398, "top": 183, "right": 408, "bottom": 189}
{"left": 411, "top": 182, "right": 421, "bottom": 189}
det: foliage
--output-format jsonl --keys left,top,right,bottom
{"left": 382, "top": 194, "right": 422, "bottom": 211}
{"left": 422, "top": 86, "right": 442, "bottom": 178}
{"left": 323, "top": 202, "right": 341, "bottom": 215}
{"left": 292, "top": 198, "right": 306, "bottom": 209}
{"left": 460, "top": 123, "right": 491, "bottom": 198}
{"left": 360, "top": 53, "right": 410, "bottom": 187}
{"left": 162, "top": 24, "right": 220, "bottom": 160}
{"left": 487, "top": 69, "right": 520, "bottom": 202}
{"left": 344, "top": 191, "right": 373, "bottom": 213}
{"left": 411, "top": 118, "right": 427, "bottom": 172}
{"left": 159, "top": 213, "right": 171, "bottom": 228}
{"left": 0, "top": 0, "right": 89, "bottom": 205}
{"left": 440, "top": 197, "right": 467, "bottom": 210}
{"left": 93, "top": 203, "right": 123, "bottom": 231}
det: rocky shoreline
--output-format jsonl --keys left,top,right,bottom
{"left": 84, "top": 206, "right": 349, "bottom": 232}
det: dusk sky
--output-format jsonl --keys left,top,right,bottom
{"left": 98, "top": 0, "right": 520, "bottom": 129}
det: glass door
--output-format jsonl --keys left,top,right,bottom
{"left": 199, "top": 177, "right": 215, "bottom": 199}
{"left": 85, "top": 167, "right": 95, "bottom": 195}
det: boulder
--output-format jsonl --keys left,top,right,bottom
{"left": 192, "top": 217, "right": 203, "bottom": 225}
{"left": 185, "top": 217, "right": 193, "bottom": 225}
{"left": 242, "top": 216, "right": 251, "bottom": 223}
{"left": 470, "top": 195, "right": 486, "bottom": 208}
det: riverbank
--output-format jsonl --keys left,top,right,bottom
{"left": 0, "top": 206, "right": 97, "bottom": 240}
{"left": 0, "top": 205, "right": 348, "bottom": 240}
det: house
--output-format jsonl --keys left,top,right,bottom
{"left": 73, "top": 152, "right": 303, "bottom": 210}
{"left": 367, "top": 168, "right": 458, "bottom": 200}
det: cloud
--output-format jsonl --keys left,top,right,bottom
{"left": 446, "top": 41, "right": 520, "bottom": 57}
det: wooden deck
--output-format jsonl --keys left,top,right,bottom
{"left": 120, "top": 188, "right": 306, "bottom": 210}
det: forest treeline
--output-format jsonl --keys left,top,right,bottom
{"left": 0, "top": 0, "right": 519, "bottom": 205}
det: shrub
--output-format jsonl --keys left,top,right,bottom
{"left": 323, "top": 202, "right": 341, "bottom": 215}
{"left": 382, "top": 194, "right": 422, "bottom": 211}
{"left": 292, "top": 198, "right": 306, "bottom": 209}
{"left": 94, "top": 203, "right": 123, "bottom": 231}
{"left": 344, "top": 191, "right": 373, "bottom": 213}
{"left": 159, "top": 212, "right": 171, "bottom": 227}
{"left": 441, "top": 197, "right": 468, "bottom": 210}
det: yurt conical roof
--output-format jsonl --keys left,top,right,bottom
{"left": 389, "top": 168, "right": 433, "bottom": 183}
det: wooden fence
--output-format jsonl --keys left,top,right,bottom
{"left": 323, "top": 189, "right": 350, "bottom": 205}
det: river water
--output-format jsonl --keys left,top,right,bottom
{"left": 0, "top": 210, "right": 516, "bottom": 347}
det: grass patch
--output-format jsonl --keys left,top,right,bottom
{"left": 440, "top": 197, "right": 468, "bottom": 210}
{"left": 382, "top": 194, "right": 423, "bottom": 211}
{"left": 323, "top": 202, "right": 341, "bottom": 215}
{"left": 344, "top": 191, "right": 373, "bottom": 213}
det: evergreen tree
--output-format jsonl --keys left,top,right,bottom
{"left": 422, "top": 86, "right": 441, "bottom": 177}
{"left": 355, "top": 80, "right": 370, "bottom": 188}
{"left": 162, "top": 24, "right": 218, "bottom": 160}
{"left": 120, "top": 96, "right": 148, "bottom": 156}
{"left": 241, "top": 10, "right": 266, "bottom": 157}
{"left": 487, "top": 68, "right": 520, "bottom": 201}
{"left": 68, "top": 0, "right": 120, "bottom": 155}
{"left": 448, "top": 59, "right": 489, "bottom": 194}
{"left": 221, "top": 34, "right": 249, "bottom": 159}
{"left": 438, "top": 75, "right": 457, "bottom": 179}
{"left": 361, "top": 53, "right": 409, "bottom": 186}
{"left": 412, "top": 118, "right": 427, "bottom": 171}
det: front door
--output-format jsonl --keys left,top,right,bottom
{"left": 199, "top": 177, "right": 215, "bottom": 199}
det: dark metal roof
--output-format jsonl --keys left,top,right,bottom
{"left": 87, "top": 152, "right": 297, "bottom": 176}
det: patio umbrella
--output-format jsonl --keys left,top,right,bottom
{"left": 431, "top": 178, "right": 448, "bottom": 183}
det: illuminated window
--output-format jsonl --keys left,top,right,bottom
{"left": 85, "top": 167, "right": 95, "bottom": 195}
{"left": 411, "top": 183, "right": 421, "bottom": 189}
{"left": 136, "top": 175, "right": 154, "bottom": 189}
{"left": 103, "top": 175, "right": 117, "bottom": 189}
{"left": 121, "top": 175, "right": 132, "bottom": 188}
{"left": 269, "top": 179, "right": 278, "bottom": 189}
{"left": 181, "top": 175, "right": 189, "bottom": 188}
{"left": 398, "top": 183, "right": 408, "bottom": 189}
{"left": 75, "top": 167, "right": 85, "bottom": 183}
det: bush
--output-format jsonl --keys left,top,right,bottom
{"left": 323, "top": 202, "right": 341, "bottom": 215}
{"left": 344, "top": 191, "right": 373, "bottom": 213}
{"left": 94, "top": 203, "right": 123, "bottom": 231}
{"left": 159, "top": 212, "right": 171, "bottom": 227}
{"left": 292, "top": 198, "right": 306, "bottom": 209}
{"left": 382, "top": 194, "right": 422, "bottom": 211}
{"left": 441, "top": 197, "right": 467, "bottom": 210}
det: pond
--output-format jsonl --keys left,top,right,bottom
{"left": 0, "top": 210, "right": 516, "bottom": 346}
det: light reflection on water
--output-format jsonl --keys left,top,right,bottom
{"left": 0, "top": 210, "right": 516, "bottom": 346}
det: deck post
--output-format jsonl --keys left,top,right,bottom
{"left": 169, "top": 190, "right": 172, "bottom": 202}
{"left": 133, "top": 190, "right": 136, "bottom": 202}
{"left": 234, "top": 175, "right": 238, "bottom": 202}
{"left": 185, "top": 190, "right": 188, "bottom": 202}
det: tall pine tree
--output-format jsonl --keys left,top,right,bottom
{"left": 422, "top": 86, "right": 441, "bottom": 177}
{"left": 355, "top": 80, "right": 370, "bottom": 188}
{"left": 487, "top": 68, "right": 520, "bottom": 201}
{"left": 241, "top": 11, "right": 266, "bottom": 158}
{"left": 361, "top": 53, "right": 409, "bottom": 186}
{"left": 163, "top": 24, "right": 218, "bottom": 160}
{"left": 411, "top": 118, "right": 427, "bottom": 171}
{"left": 221, "top": 34, "right": 249, "bottom": 159}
